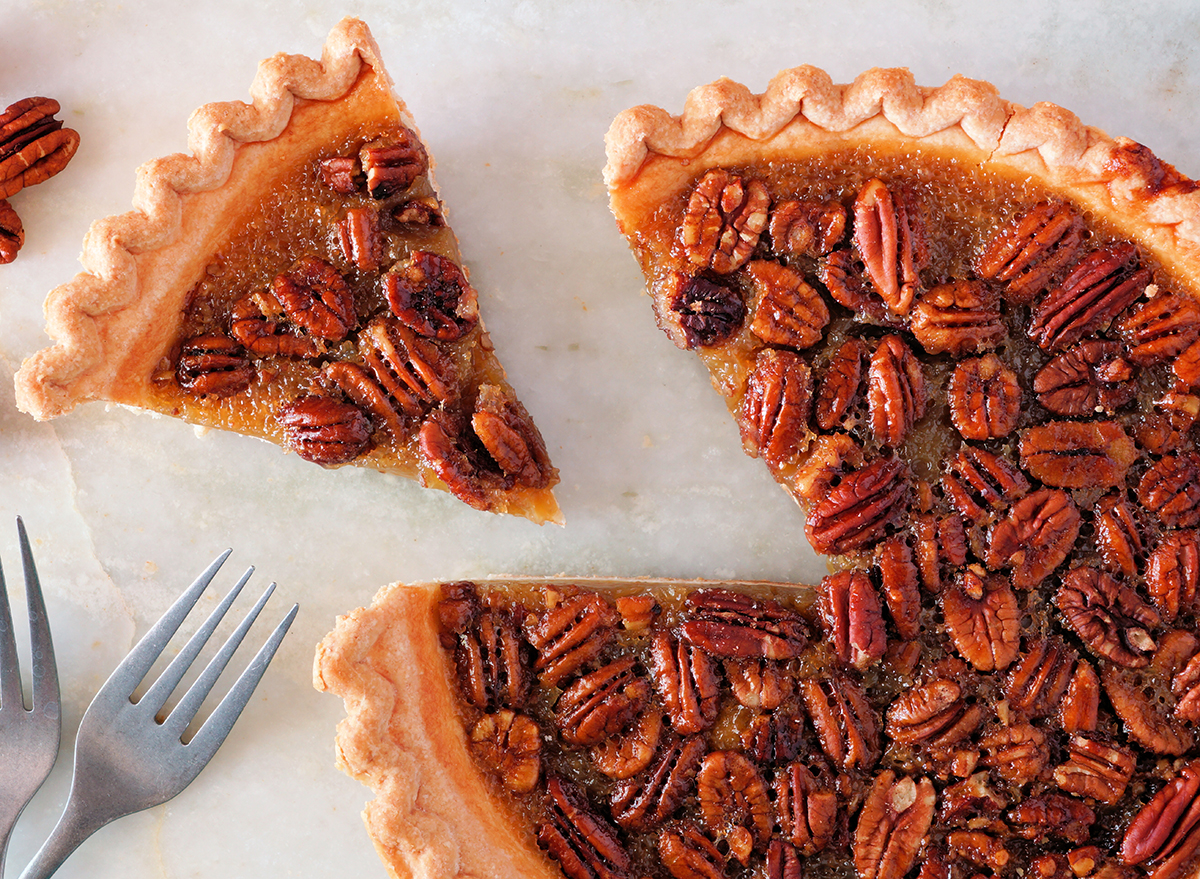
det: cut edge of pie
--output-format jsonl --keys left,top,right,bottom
{"left": 14, "top": 17, "right": 562, "bottom": 525}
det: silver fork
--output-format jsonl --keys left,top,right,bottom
{"left": 19, "top": 550, "right": 297, "bottom": 879}
{"left": 0, "top": 519, "right": 60, "bottom": 879}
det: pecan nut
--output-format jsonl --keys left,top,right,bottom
{"left": 419, "top": 410, "right": 515, "bottom": 509}
{"left": 526, "top": 592, "right": 619, "bottom": 687}
{"left": 1146, "top": 530, "right": 1200, "bottom": 621}
{"left": 318, "top": 155, "right": 359, "bottom": 194}
{"left": 800, "top": 672, "right": 881, "bottom": 771}
{"left": 230, "top": 293, "right": 324, "bottom": 359}
{"left": 941, "top": 569, "right": 1021, "bottom": 672}
{"left": 942, "top": 446, "right": 1030, "bottom": 526}
{"left": 741, "top": 704, "right": 806, "bottom": 765}
{"left": 1059, "top": 659, "right": 1102, "bottom": 734}
{"left": 469, "top": 709, "right": 541, "bottom": 793}
{"left": 986, "top": 488, "right": 1080, "bottom": 588}
{"left": 175, "top": 334, "right": 253, "bottom": 397}
{"left": 885, "top": 679, "right": 985, "bottom": 750}
{"left": 272, "top": 256, "right": 357, "bottom": 342}
{"left": 360, "top": 128, "right": 428, "bottom": 197}
{"left": 1136, "top": 391, "right": 1200, "bottom": 455}
{"left": 1056, "top": 566, "right": 1159, "bottom": 668}
{"left": 974, "top": 201, "right": 1086, "bottom": 304}
{"left": 441, "top": 585, "right": 531, "bottom": 710}
{"left": 658, "top": 823, "right": 727, "bottom": 879}
{"left": 1094, "top": 494, "right": 1145, "bottom": 580}
{"left": 1018, "top": 420, "right": 1138, "bottom": 489}
{"left": 791, "top": 432, "right": 864, "bottom": 502}
{"left": 853, "top": 179, "right": 929, "bottom": 315}
{"left": 805, "top": 457, "right": 911, "bottom": 555}
{"left": 770, "top": 198, "right": 847, "bottom": 257}
{"left": 1009, "top": 793, "right": 1096, "bottom": 845}
{"left": 649, "top": 632, "right": 720, "bottom": 735}
{"left": 0, "top": 199, "right": 22, "bottom": 264}
{"left": 385, "top": 250, "right": 480, "bottom": 341}
{"left": 591, "top": 710, "right": 663, "bottom": 780}
{"left": 679, "top": 168, "right": 770, "bottom": 274}
{"left": 659, "top": 270, "right": 747, "bottom": 350}
{"left": 1117, "top": 290, "right": 1200, "bottom": 366}
{"left": 612, "top": 734, "right": 706, "bottom": 831}
{"left": 556, "top": 657, "right": 651, "bottom": 746}
{"left": 738, "top": 348, "right": 813, "bottom": 470}
{"left": 471, "top": 384, "right": 558, "bottom": 490}
{"left": 1033, "top": 340, "right": 1138, "bottom": 416}
{"left": 679, "top": 589, "right": 808, "bottom": 660}
{"left": 1175, "top": 652, "right": 1200, "bottom": 724}
{"left": 696, "top": 750, "right": 774, "bottom": 864}
{"left": 1139, "top": 452, "right": 1200, "bottom": 528}
{"left": 947, "top": 353, "right": 1022, "bottom": 440}
{"left": 867, "top": 336, "right": 927, "bottom": 447}
{"left": 747, "top": 260, "right": 830, "bottom": 349}
{"left": 1102, "top": 665, "right": 1194, "bottom": 755}
{"left": 278, "top": 395, "right": 371, "bottom": 465}
{"left": 853, "top": 771, "right": 937, "bottom": 879}
{"left": 0, "top": 97, "right": 80, "bottom": 199}
{"left": 1052, "top": 733, "right": 1136, "bottom": 805}
{"left": 877, "top": 536, "right": 922, "bottom": 641}
{"left": 979, "top": 723, "right": 1050, "bottom": 784}
{"left": 1005, "top": 637, "right": 1078, "bottom": 719}
{"left": 775, "top": 762, "right": 841, "bottom": 855}
{"left": 1120, "top": 761, "right": 1200, "bottom": 875}
{"left": 817, "top": 570, "right": 887, "bottom": 670}
{"left": 814, "top": 338, "right": 866, "bottom": 431}
{"left": 910, "top": 280, "right": 1005, "bottom": 356}
{"left": 337, "top": 204, "right": 385, "bottom": 272}
{"left": 726, "top": 659, "right": 793, "bottom": 712}
{"left": 538, "top": 777, "right": 633, "bottom": 879}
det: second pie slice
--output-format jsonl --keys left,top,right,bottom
{"left": 15, "top": 18, "right": 561, "bottom": 525}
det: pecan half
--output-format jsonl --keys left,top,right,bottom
{"left": 800, "top": 672, "right": 881, "bottom": 771}
{"left": 658, "top": 823, "right": 727, "bottom": 879}
{"left": 947, "top": 354, "right": 1022, "bottom": 440}
{"left": 556, "top": 657, "right": 651, "bottom": 746}
{"left": 612, "top": 734, "right": 706, "bottom": 831}
{"left": 885, "top": 679, "right": 984, "bottom": 750}
{"left": 1139, "top": 452, "right": 1200, "bottom": 528}
{"left": 1120, "top": 761, "right": 1200, "bottom": 877}
{"left": 384, "top": 250, "right": 480, "bottom": 341}
{"left": 471, "top": 384, "right": 558, "bottom": 490}
{"left": 445, "top": 589, "right": 531, "bottom": 710}
{"left": 317, "top": 155, "right": 359, "bottom": 194}
{"left": 526, "top": 592, "right": 619, "bottom": 687}
{"left": 1103, "top": 665, "right": 1194, "bottom": 755}
{"left": 1175, "top": 337, "right": 1200, "bottom": 387}
{"left": 1033, "top": 340, "right": 1138, "bottom": 416}
{"left": 697, "top": 750, "right": 774, "bottom": 864}
{"left": 942, "top": 446, "right": 1030, "bottom": 526}
{"left": 791, "top": 432, "right": 864, "bottom": 502}
{"left": 1056, "top": 566, "right": 1159, "bottom": 668}
{"left": 867, "top": 336, "right": 926, "bottom": 448}
{"left": 853, "top": 179, "right": 929, "bottom": 315}
{"left": 1174, "top": 653, "right": 1200, "bottom": 724}
{"left": 1052, "top": 733, "right": 1136, "bottom": 805}
{"left": 591, "top": 710, "right": 663, "bottom": 780}
{"left": 360, "top": 128, "right": 428, "bottom": 198}
{"left": 770, "top": 198, "right": 847, "bottom": 257}
{"left": 278, "top": 395, "right": 371, "bottom": 465}
{"left": 1117, "top": 290, "right": 1200, "bottom": 366}
{"left": 764, "top": 839, "right": 803, "bottom": 879}
{"left": 853, "top": 771, "right": 937, "bottom": 879}
{"left": 747, "top": 260, "right": 830, "bottom": 349}
{"left": 776, "top": 762, "right": 841, "bottom": 855}
{"left": 649, "top": 632, "right": 720, "bottom": 735}
{"left": 175, "top": 334, "right": 253, "bottom": 397}
{"left": 738, "top": 348, "right": 813, "bottom": 470}
{"left": 814, "top": 338, "right": 866, "bottom": 431}
{"left": 337, "top": 204, "right": 385, "bottom": 272}
{"left": 910, "top": 280, "right": 1005, "bottom": 356}
{"left": 974, "top": 201, "right": 1086, "bottom": 304}
{"left": 469, "top": 709, "right": 541, "bottom": 793}
{"left": 679, "top": 589, "right": 807, "bottom": 660}
{"left": 1009, "top": 793, "right": 1095, "bottom": 845}
{"left": 725, "top": 659, "right": 792, "bottom": 711}
{"left": 806, "top": 457, "right": 911, "bottom": 555}
{"left": 1059, "top": 660, "right": 1102, "bottom": 734}
{"left": 272, "top": 256, "right": 357, "bottom": 342}
{"left": 538, "top": 777, "right": 632, "bottom": 879}
{"left": 419, "top": 410, "right": 517, "bottom": 509}
{"left": 1018, "top": 420, "right": 1138, "bottom": 489}
{"left": 941, "top": 569, "right": 1021, "bottom": 672}
{"left": 986, "top": 489, "right": 1080, "bottom": 588}
{"left": 878, "top": 536, "right": 922, "bottom": 640}
{"left": 679, "top": 168, "right": 770, "bottom": 274}
{"left": 1146, "top": 530, "right": 1200, "bottom": 621}
{"left": 660, "top": 271, "right": 747, "bottom": 350}
{"left": 1028, "top": 243, "right": 1151, "bottom": 352}
{"left": 1005, "top": 637, "right": 1078, "bottom": 719}
{"left": 979, "top": 723, "right": 1049, "bottom": 784}
{"left": 0, "top": 97, "right": 80, "bottom": 199}
{"left": 818, "top": 570, "right": 887, "bottom": 670}
{"left": 1136, "top": 391, "right": 1200, "bottom": 455}
{"left": 1094, "top": 494, "right": 1145, "bottom": 580}
{"left": 0, "top": 199, "right": 22, "bottom": 264}
{"left": 741, "top": 704, "right": 806, "bottom": 765}
{"left": 229, "top": 293, "right": 324, "bottom": 359}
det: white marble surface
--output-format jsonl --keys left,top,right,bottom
{"left": 0, "top": 1, "right": 1197, "bottom": 876}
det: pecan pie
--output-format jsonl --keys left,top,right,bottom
{"left": 13, "top": 18, "right": 560, "bottom": 524}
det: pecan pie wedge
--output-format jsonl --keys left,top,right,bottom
{"left": 14, "top": 18, "right": 560, "bottom": 524}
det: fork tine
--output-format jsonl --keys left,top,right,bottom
{"left": 185, "top": 600, "right": 297, "bottom": 760}
{"left": 102, "top": 549, "right": 232, "bottom": 700}
{"left": 161, "top": 579, "right": 272, "bottom": 738}
{"left": 0, "top": 539, "right": 19, "bottom": 711}
{"left": 19, "top": 518, "right": 59, "bottom": 715}
{"left": 138, "top": 565, "right": 253, "bottom": 718}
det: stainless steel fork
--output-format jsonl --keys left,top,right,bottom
{"left": 0, "top": 519, "right": 60, "bottom": 879}
{"left": 19, "top": 550, "right": 297, "bottom": 879}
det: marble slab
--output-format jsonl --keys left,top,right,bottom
{"left": 0, "top": 1, "right": 1197, "bottom": 876}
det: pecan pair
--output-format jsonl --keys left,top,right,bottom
{"left": 853, "top": 771, "right": 937, "bottom": 879}
{"left": 0, "top": 97, "right": 80, "bottom": 204}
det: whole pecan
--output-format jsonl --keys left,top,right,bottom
{"left": 941, "top": 570, "right": 1021, "bottom": 672}
{"left": 679, "top": 589, "right": 807, "bottom": 660}
{"left": 384, "top": 250, "right": 480, "bottom": 341}
{"left": 658, "top": 823, "right": 727, "bottom": 879}
{"left": 741, "top": 704, "right": 806, "bottom": 765}
{"left": 471, "top": 384, "right": 558, "bottom": 489}
{"left": 648, "top": 631, "right": 720, "bottom": 735}
{"left": 1117, "top": 290, "right": 1200, "bottom": 366}
{"left": 229, "top": 293, "right": 324, "bottom": 359}
{"left": 725, "top": 659, "right": 792, "bottom": 711}
{"left": 770, "top": 198, "right": 847, "bottom": 257}
{"left": 538, "top": 776, "right": 632, "bottom": 879}
{"left": 1094, "top": 494, "right": 1145, "bottom": 580}
{"left": 799, "top": 672, "right": 881, "bottom": 771}
{"left": 611, "top": 734, "right": 706, "bottom": 831}
{"left": 175, "top": 334, "right": 253, "bottom": 397}
{"left": 337, "top": 204, "right": 385, "bottom": 272}
{"left": 817, "top": 570, "right": 887, "bottom": 670}
{"left": 910, "top": 280, "right": 1005, "bottom": 356}
{"left": 877, "top": 536, "right": 922, "bottom": 640}
{"left": 1005, "top": 637, "right": 1078, "bottom": 719}
{"left": 278, "top": 394, "right": 371, "bottom": 465}
{"left": 1009, "top": 793, "right": 1096, "bottom": 845}
{"left": 0, "top": 97, "right": 80, "bottom": 199}
{"left": 1103, "top": 664, "right": 1194, "bottom": 755}
{"left": 814, "top": 337, "right": 865, "bottom": 431}
{"left": 591, "top": 710, "right": 663, "bottom": 780}
{"left": 747, "top": 260, "right": 830, "bottom": 349}
{"left": 738, "top": 347, "right": 813, "bottom": 470}
{"left": 974, "top": 201, "right": 1085, "bottom": 304}
{"left": 885, "top": 679, "right": 984, "bottom": 750}
{"left": 947, "top": 354, "right": 1022, "bottom": 440}
{"left": 1139, "top": 452, "right": 1200, "bottom": 528}
{"left": 660, "top": 271, "right": 747, "bottom": 350}
{"left": 1052, "top": 733, "right": 1136, "bottom": 805}
{"left": 679, "top": 168, "right": 770, "bottom": 274}
{"left": 556, "top": 657, "right": 651, "bottom": 746}
{"left": 1018, "top": 420, "right": 1138, "bottom": 489}
{"left": 0, "top": 199, "right": 22, "bottom": 264}
{"left": 1146, "top": 530, "right": 1200, "bottom": 621}
{"left": 1033, "top": 340, "right": 1138, "bottom": 416}
{"left": 697, "top": 750, "right": 774, "bottom": 864}
{"left": 526, "top": 592, "right": 619, "bottom": 687}
{"left": 986, "top": 488, "right": 1080, "bottom": 588}
{"left": 360, "top": 128, "right": 428, "bottom": 197}
{"left": 1120, "top": 761, "right": 1200, "bottom": 875}
{"left": 1028, "top": 243, "right": 1151, "bottom": 352}
{"left": 775, "top": 762, "right": 841, "bottom": 855}
{"left": 1059, "top": 660, "right": 1102, "bottom": 734}
{"left": 469, "top": 709, "right": 541, "bottom": 793}
{"left": 272, "top": 256, "right": 357, "bottom": 342}
{"left": 867, "top": 336, "right": 926, "bottom": 448}
{"left": 979, "top": 723, "right": 1049, "bottom": 784}
{"left": 852, "top": 178, "right": 929, "bottom": 315}
{"left": 853, "top": 771, "right": 937, "bottom": 879}
{"left": 805, "top": 457, "right": 911, "bottom": 555}
{"left": 1056, "top": 566, "right": 1159, "bottom": 668}
{"left": 942, "top": 445, "right": 1030, "bottom": 526}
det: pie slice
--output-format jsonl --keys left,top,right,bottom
{"left": 14, "top": 18, "right": 561, "bottom": 525}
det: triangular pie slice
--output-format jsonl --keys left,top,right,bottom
{"left": 14, "top": 18, "right": 561, "bottom": 525}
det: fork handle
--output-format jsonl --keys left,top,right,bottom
{"left": 17, "top": 797, "right": 109, "bottom": 879}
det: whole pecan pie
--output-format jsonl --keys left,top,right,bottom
{"left": 318, "top": 67, "right": 1200, "bottom": 879}
{"left": 13, "top": 18, "right": 560, "bottom": 525}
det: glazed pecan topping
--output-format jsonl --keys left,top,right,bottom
{"left": 175, "top": 334, "right": 253, "bottom": 397}
{"left": 817, "top": 570, "right": 887, "bottom": 670}
{"left": 867, "top": 336, "right": 926, "bottom": 448}
{"left": 611, "top": 734, "right": 706, "bottom": 831}
{"left": 941, "top": 570, "right": 1021, "bottom": 672}
{"left": 679, "top": 590, "right": 807, "bottom": 660}
{"left": 278, "top": 395, "right": 371, "bottom": 465}
{"left": 1005, "top": 637, "right": 1078, "bottom": 719}
{"left": 1120, "top": 761, "right": 1200, "bottom": 876}
{"left": 853, "top": 771, "right": 937, "bottom": 879}
{"left": 1117, "top": 290, "right": 1200, "bottom": 366}
{"left": 738, "top": 348, "right": 813, "bottom": 470}
{"left": 1146, "top": 530, "right": 1200, "bottom": 620}
{"left": 800, "top": 672, "right": 880, "bottom": 771}
{"left": 877, "top": 537, "right": 922, "bottom": 640}
{"left": 910, "top": 280, "right": 1005, "bottom": 356}
{"left": 556, "top": 657, "right": 651, "bottom": 746}
{"left": 770, "top": 198, "right": 847, "bottom": 257}
{"left": 1139, "top": 452, "right": 1200, "bottom": 528}
{"left": 986, "top": 488, "right": 1081, "bottom": 588}
{"left": 885, "top": 679, "right": 984, "bottom": 750}
{"left": 764, "top": 839, "right": 803, "bottom": 879}
{"left": 947, "top": 831, "right": 1011, "bottom": 872}
{"left": 942, "top": 446, "right": 1030, "bottom": 526}
{"left": 616, "top": 595, "right": 659, "bottom": 633}
{"left": 538, "top": 777, "right": 632, "bottom": 879}
{"left": 1052, "top": 733, "right": 1136, "bottom": 805}
{"left": 1028, "top": 243, "right": 1151, "bottom": 352}
{"left": 1175, "top": 337, "right": 1200, "bottom": 387}
{"left": 814, "top": 338, "right": 865, "bottom": 431}
{"left": 317, "top": 155, "right": 359, "bottom": 194}
{"left": 937, "top": 772, "right": 1006, "bottom": 827}
{"left": 385, "top": 250, "right": 480, "bottom": 341}
{"left": 0, "top": 199, "right": 22, "bottom": 264}
{"left": 805, "top": 457, "right": 911, "bottom": 555}
{"left": 747, "top": 260, "right": 830, "bottom": 349}
{"left": 662, "top": 271, "right": 747, "bottom": 350}
{"left": 1094, "top": 494, "right": 1145, "bottom": 580}
{"left": 591, "top": 710, "right": 663, "bottom": 780}
{"left": 947, "top": 353, "right": 1022, "bottom": 440}
{"left": 679, "top": 168, "right": 770, "bottom": 274}
{"left": 1059, "top": 660, "right": 1102, "bottom": 734}
{"left": 1175, "top": 653, "right": 1200, "bottom": 724}
{"left": 1033, "top": 340, "right": 1137, "bottom": 416}
{"left": 1018, "top": 420, "right": 1138, "bottom": 489}
{"left": 392, "top": 196, "right": 444, "bottom": 227}
{"left": 907, "top": 513, "right": 968, "bottom": 595}
{"left": 0, "top": 97, "right": 80, "bottom": 199}
{"left": 979, "top": 723, "right": 1049, "bottom": 784}
{"left": 526, "top": 592, "right": 619, "bottom": 687}
{"left": 775, "top": 762, "right": 840, "bottom": 855}
{"left": 697, "top": 750, "right": 774, "bottom": 864}
{"left": 360, "top": 128, "right": 428, "bottom": 197}
{"left": 648, "top": 632, "right": 720, "bottom": 735}
{"left": 658, "top": 823, "right": 727, "bottom": 879}
{"left": 272, "top": 256, "right": 357, "bottom": 342}
{"left": 974, "top": 201, "right": 1085, "bottom": 304}
{"left": 471, "top": 384, "right": 558, "bottom": 490}
{"left": 1056, "top": 566, "right": 1159, "bottom": 668}
{"left": 853, "top": 179, "right": 929, "bottom": 315}
{"left": 469, "top": 709, "right": 541, "bottom": 793}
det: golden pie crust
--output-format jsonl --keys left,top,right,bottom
{"left": 14, "top": 17, "right": 561, "bottom": 525}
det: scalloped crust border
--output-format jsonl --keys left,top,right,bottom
{"left": 13, "top": 17, "right": 397, "bottom": 420}
{"left": 603, "top": 66, "right": 1200, "bottom": 293}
